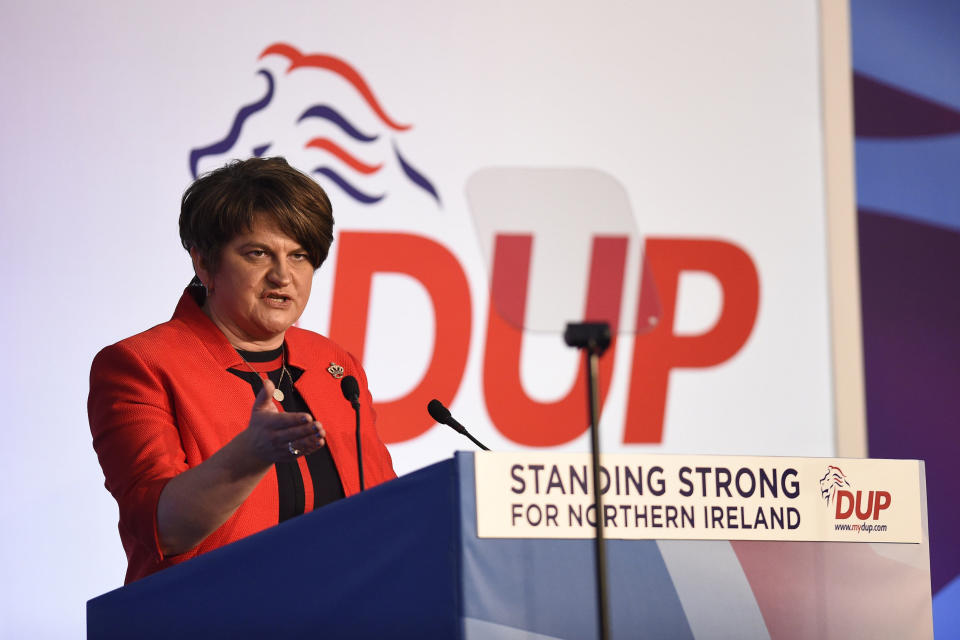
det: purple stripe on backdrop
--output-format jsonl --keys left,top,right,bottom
{"left": 297, "top": 104, "right": 380, "bottom": 143}
{"left": 858, "top": 209, "right": 960, "bottom": 594}
{"left": 393, "top": 143, "right": 441, "bottom": 205}
{"left": 311, "top": 167, "right": 384, "bottom": 205}
{"left": 188, "top": 70, "right": 275, "bottom": 178}
{"left": 854, "top": 72, "right": 960, "bottom": 138}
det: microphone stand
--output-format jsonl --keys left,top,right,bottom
{"left": 341, "top": 377, "right": 364, "bottom": 492}
{"left": 462, "top": 430, "right": 490, "bottom": 451}
{"left": 354, "top": 404, "right": 364, "bottom": 491}
{"left": 564, "top": 322, "right": 611, "bottom": 640}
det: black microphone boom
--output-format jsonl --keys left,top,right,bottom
{"left": 340, "top": 375, "right": 364, "bottom": 490}
{"left": 427, "top": 399, "right": 490, "bottom": 451}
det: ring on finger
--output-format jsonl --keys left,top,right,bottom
{"left": 287, "top": 441, "right": 301, "bottom": 456}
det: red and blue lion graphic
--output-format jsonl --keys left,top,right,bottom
{"left": 189, "top": 43, "right": 439, "bottom": 207}
{"left": 819, "top": 465, "right": 850, "bottom": 505}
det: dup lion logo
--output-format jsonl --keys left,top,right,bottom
{"left": 189, "top": 42, "right": 440, "bottom": 207}
{"left": 819, "top": 465, "right": 850, "bottom": 505}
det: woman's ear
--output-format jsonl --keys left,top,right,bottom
{"left": 189, "top": 248, "right": 213, "bottom": 292}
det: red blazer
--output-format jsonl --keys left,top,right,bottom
{"left": 88, "top": 289, "right": 396, "bottom": 583}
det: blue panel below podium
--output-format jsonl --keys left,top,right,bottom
{"left": 88, "top": 457, "right": 463, "bottom": 639}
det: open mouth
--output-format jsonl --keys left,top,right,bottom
{"left": 265, "top": 293, "right": 291, "bottom": 303}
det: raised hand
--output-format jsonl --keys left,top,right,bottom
{"left": 243, "top": 378, "right": 326, "bottom": 465}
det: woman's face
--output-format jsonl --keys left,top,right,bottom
{"left": 194, "top": 213, "right": 315, "bottom": 350}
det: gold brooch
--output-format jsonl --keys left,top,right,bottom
{"left": 327, "top": 363, "right": 345, "bottom": 379}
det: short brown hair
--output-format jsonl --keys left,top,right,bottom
{"left": 180, "top": 157, "right": 334, "bottom": 271}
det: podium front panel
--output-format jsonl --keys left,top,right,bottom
{"left": 88, "top": 453, "right": 932, "bottom": 639}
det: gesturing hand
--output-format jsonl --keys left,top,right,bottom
{"left": 242, "top": 378, "right": 326, "bottom": 466}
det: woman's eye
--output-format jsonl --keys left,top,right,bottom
{"left": 247, "top": 250, "right": 267, "bottom": 258}
{"left": 292, "top": 253, "right": 309, "bottom": 261}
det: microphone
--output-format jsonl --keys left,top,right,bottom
{"left": 427, "top": 399, "right": 490, "bottom": 451}
{"left": 340, "top": 375, "right": 364, "bottom": 490}
{"left": 340, "top": 375, "right": 360, "bottom": 410}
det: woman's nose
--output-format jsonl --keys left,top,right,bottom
{"left": 267, "top": 259, "right": 292, "bottom": 285}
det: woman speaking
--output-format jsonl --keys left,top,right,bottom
{"left": 89, "top": 157, "right": 395, "bottom": 584}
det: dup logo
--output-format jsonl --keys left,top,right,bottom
{"left": 821, "top": 466, "right": 891, "bottom": 521}
{"left": 185, "top": 42, "right": 762, "bottom": 448}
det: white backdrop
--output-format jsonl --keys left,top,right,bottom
{"left": 0, "top": 2, "right": 836, "bottom": 636}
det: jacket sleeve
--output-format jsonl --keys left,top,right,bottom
{"left": 88, "top": 342, "right": 189, "bottom": 563}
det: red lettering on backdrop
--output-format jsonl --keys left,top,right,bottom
{"left": 624, "top": 239, "right": 759, "bottom": 443}
{"left": 329, "top": 232, "right": 471, "bottom": 443}
{"left": 483, "top": 234, "right": 628, "bottom": 446}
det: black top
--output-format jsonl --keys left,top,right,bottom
{"left": 229, "top": 345, "right": 346, "bottom": 523}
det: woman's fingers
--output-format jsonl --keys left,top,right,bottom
{"left": 272, "top": 420, "right": 322, "bottom": 441}
{"left": 247, "top": 387, "right": 326, "bottom": 461}
{"left": 275, "top": 421, "right": 325, "bottom": 456}
{"left": 246, "top": 408, "right": 320, "bottom": 457}
{"left": 250, "top": 417, "right": 326, "bottom": 460}
{"left": 254, "top": 411, "right": 315, "bottom": 429}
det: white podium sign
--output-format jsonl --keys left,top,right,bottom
{"left": 475, "top": 452, "right": 923, "bottom": 543}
